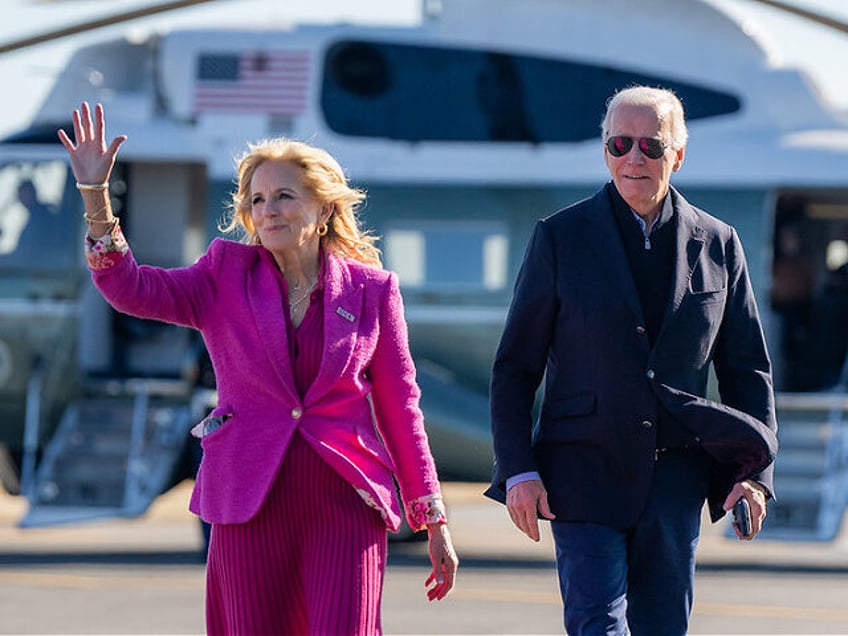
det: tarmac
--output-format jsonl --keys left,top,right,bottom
{"left": 4, "top": 483, "right": 848, "bottom": 636}
{"left": 2, "top": 481, "right": 848, "bottom": 572}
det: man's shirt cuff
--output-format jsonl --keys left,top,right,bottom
{"left": 507, "top": 471, "right": 542, "bottom": 491}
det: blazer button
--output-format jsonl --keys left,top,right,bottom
{"left": 641, "top": 420, "right": 653, "bottom": 429}
{"left": 646, "top": 369, "right": 655, "bottom": 379}
{"left": 636, "top": 326, "right": 646, "bottom": 335}
{"left": 291, "top": 407, "right": 303, "bottom": 419}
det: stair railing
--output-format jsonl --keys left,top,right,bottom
{"left": 20, "top": 356, "right": 44, "bottom": 500}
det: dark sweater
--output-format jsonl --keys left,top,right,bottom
{"left": 608, "top": 183, "right": 699, "bottom": 449}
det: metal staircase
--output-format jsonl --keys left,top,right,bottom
{"left": 19, "top": 379, "right": 193, "bottom": 528}
{"left": 753, "top": 392, "right": 848, "bottom": 541}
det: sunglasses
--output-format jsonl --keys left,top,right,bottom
{"left": 605, "top": 135, "right": 667, "bottom": 160}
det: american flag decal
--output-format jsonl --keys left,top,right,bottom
{"left": 193, "top": 50, "right": 310, "bottom": 115}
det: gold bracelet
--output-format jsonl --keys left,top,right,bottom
{"left": 83, "top": 214, "right": 118, "bottom": 226}
{"left": 76, "top": 181, "right": 109, "bottom": 191}
{"left": 83, "top": 205, "right": 118, "bottom": 226}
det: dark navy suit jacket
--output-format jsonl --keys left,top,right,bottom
{"left": 487, "top": 183, "right": 778, "bottom": 528}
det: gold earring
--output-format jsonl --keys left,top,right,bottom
{"left": 317, "top": 222, "right": 329, "bottom": 237}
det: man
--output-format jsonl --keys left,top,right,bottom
{"left": 487, "top": 86, "right": 778, "bottom": 635}
{"left": 14, "top": 179, "right": 58, "bottom": 257}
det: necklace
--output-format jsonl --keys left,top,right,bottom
{"left": 289, "top": 279, "right": 317, "bottom": 314}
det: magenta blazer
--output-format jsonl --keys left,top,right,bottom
{"left": 91, "top": 238, "right": 442, "bottom": 531}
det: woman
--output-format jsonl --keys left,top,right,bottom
{"left": 59, "top": 102, "right": 458, "bottom": 635}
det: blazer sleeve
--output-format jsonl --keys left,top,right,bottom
{"left": 489, "top": 219, "right": 559, "bottom": 491}
{"left": 712, "top": 228, "right": 778, "bottom": 495}
{"left": 90, "top": 239, "right": 222, "bottom": 331}
{"left": 367, "top": 272, "right": 442, "bottom": 505}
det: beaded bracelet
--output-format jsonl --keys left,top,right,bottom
{"left": 76, "top": 181, "right": 109, "bottom": 191}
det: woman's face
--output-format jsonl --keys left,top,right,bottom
{"left": 249, "top": 160, "right": 329, "bottom": 261}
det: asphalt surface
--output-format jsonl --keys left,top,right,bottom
{"left": 2, "top": 482, "right": 848, "bottom": 634}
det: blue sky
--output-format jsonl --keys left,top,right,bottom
{"left": 1, "top": 0, "right": 847, "bottom": 139}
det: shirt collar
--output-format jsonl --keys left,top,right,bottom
{"left": 633, "top": 191, "right": 674, "bottom": 236}
{"left": 608, "top": 182, "right": 673, "bottom": 236}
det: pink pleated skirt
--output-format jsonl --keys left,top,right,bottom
{"left": 205, "top": 432, "right": 388, "bottom": 635}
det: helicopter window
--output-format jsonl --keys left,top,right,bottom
{"left": 325, "top": 42, "right": 390, "bottom": 97}
{"left": 0, "top": 161, "right": 77, "bottom": 270}
{"left": 384, "top": 222, "right": 508, "bottom": 291}
{"left": 321, "top": 40, "right": 741, "bottom": 143}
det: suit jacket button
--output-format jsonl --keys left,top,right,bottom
{"left": 291, "top": 407, "right": 303, "bottom": 419}
{"left": 636, "top": 326, "right": 646, "bottom": 335}
{"left": 646, "top": 369, "right": 655, "bottom": 379}
{"left": 641, "top": 420, "right": 653, "bottom": 429}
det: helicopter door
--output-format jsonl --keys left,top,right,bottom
{"left": 770, "top": 191, "right": 848, "bottom": 393}
{"left": 90, "top": 161, "right": 208, "bottom": 380}
{"left": 765, "top": 189, "right": 848, "bottom": 541}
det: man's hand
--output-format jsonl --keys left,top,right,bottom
{"left": 722, "top": 479, "right": 768, "bottom": 540}
{"left": 506, "top": 479, "right": 556, "bottom": 542}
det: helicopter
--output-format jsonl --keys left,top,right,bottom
{"left": 2, "top": 0, "right": 848, "bottom": 542}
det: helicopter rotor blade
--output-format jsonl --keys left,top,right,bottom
{"left": 747, "top": 0, "right": 848, "bottom": 36}
{"left": 4, "top": 0, "right": 848, "bottom": 56}
{"left": 0, "top": 0, "right": 224, "bottom": 54}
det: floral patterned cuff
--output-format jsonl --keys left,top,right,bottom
{"left": 85, "top": 221, "right": 129, "bottom": 270}
{"left": 406, "top": 494, "right": 447, "bottom": 531}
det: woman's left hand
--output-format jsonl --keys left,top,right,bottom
{"left": 424, "top": 523, "right": 458, "bottom": 601}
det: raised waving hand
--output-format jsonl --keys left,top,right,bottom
{"left": 58, "top": 102, "right": 127, "bottom": 237}
{"left": 57, "top": 102, "right": 126, "bottom": 186}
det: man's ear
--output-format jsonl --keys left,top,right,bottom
{"left": 673, "top": 146, "right": 686, "bottom": 172}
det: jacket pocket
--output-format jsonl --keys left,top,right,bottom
{"left": 536, "top": 391, "right": 598, "bottom": 445}
{"left": 546, "top": 391, "right": 597, "bottom": 419}
{"left": 688, "top": 288, "right": 727, "bottom": 306}
{"left": 191, "top": 412, "right": 232, "bottom": 439}
{"left": 689, "top": 263, "right": 727, "bottom": 300}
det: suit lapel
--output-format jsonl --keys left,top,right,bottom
{"left": 247, "top": 248, "right": 299, "bottom": 403}
{"left": 658, "top": 187, "right": 707, "bottom": 336}
{"left": 304, "top": 253, "right": 364, "bottom": 405}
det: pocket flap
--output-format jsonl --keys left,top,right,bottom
{"left": 548, "top": 391, "right": 596, "bottom": 418}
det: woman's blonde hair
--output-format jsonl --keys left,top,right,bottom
{"left": 220, "top": 138, "right": 382, "bottom": 267}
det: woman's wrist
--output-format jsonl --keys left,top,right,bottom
{"left": 82, "top": 202, "right": 113, "bottom": 221}
{"left": 76, "top": 180, "right": 109, "bottom": 191}
{"left": 79, "top": 188, "right": 113, "bottom": 222}
{"left": 407, "top": 493, "right": 447, "bottom": 530}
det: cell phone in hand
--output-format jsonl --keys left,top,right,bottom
{"left": 732, "top": 497, "right": 753, "bottom": 538}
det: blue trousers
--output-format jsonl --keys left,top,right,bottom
{"left": 550, "top": 450, "right": 710, "bottom": 636}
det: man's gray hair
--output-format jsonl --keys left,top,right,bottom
{"left": 600, "top": 86, "right": 688, "bottom": 151}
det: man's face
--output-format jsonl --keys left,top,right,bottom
{"left": 604, "top": 103, "right": 685, "bottom": 219}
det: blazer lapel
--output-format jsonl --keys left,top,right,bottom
{"left": 654, "top": 188, "right": 707, "bottom": 347}
{"left": 247, "top": 248, "right": 299, "bottom": 403}
{"left": 666, "top": 187, "right": 707, "bottom": 316}
{"left": 304, "top": 253, "right": 364, "bottom": 405}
